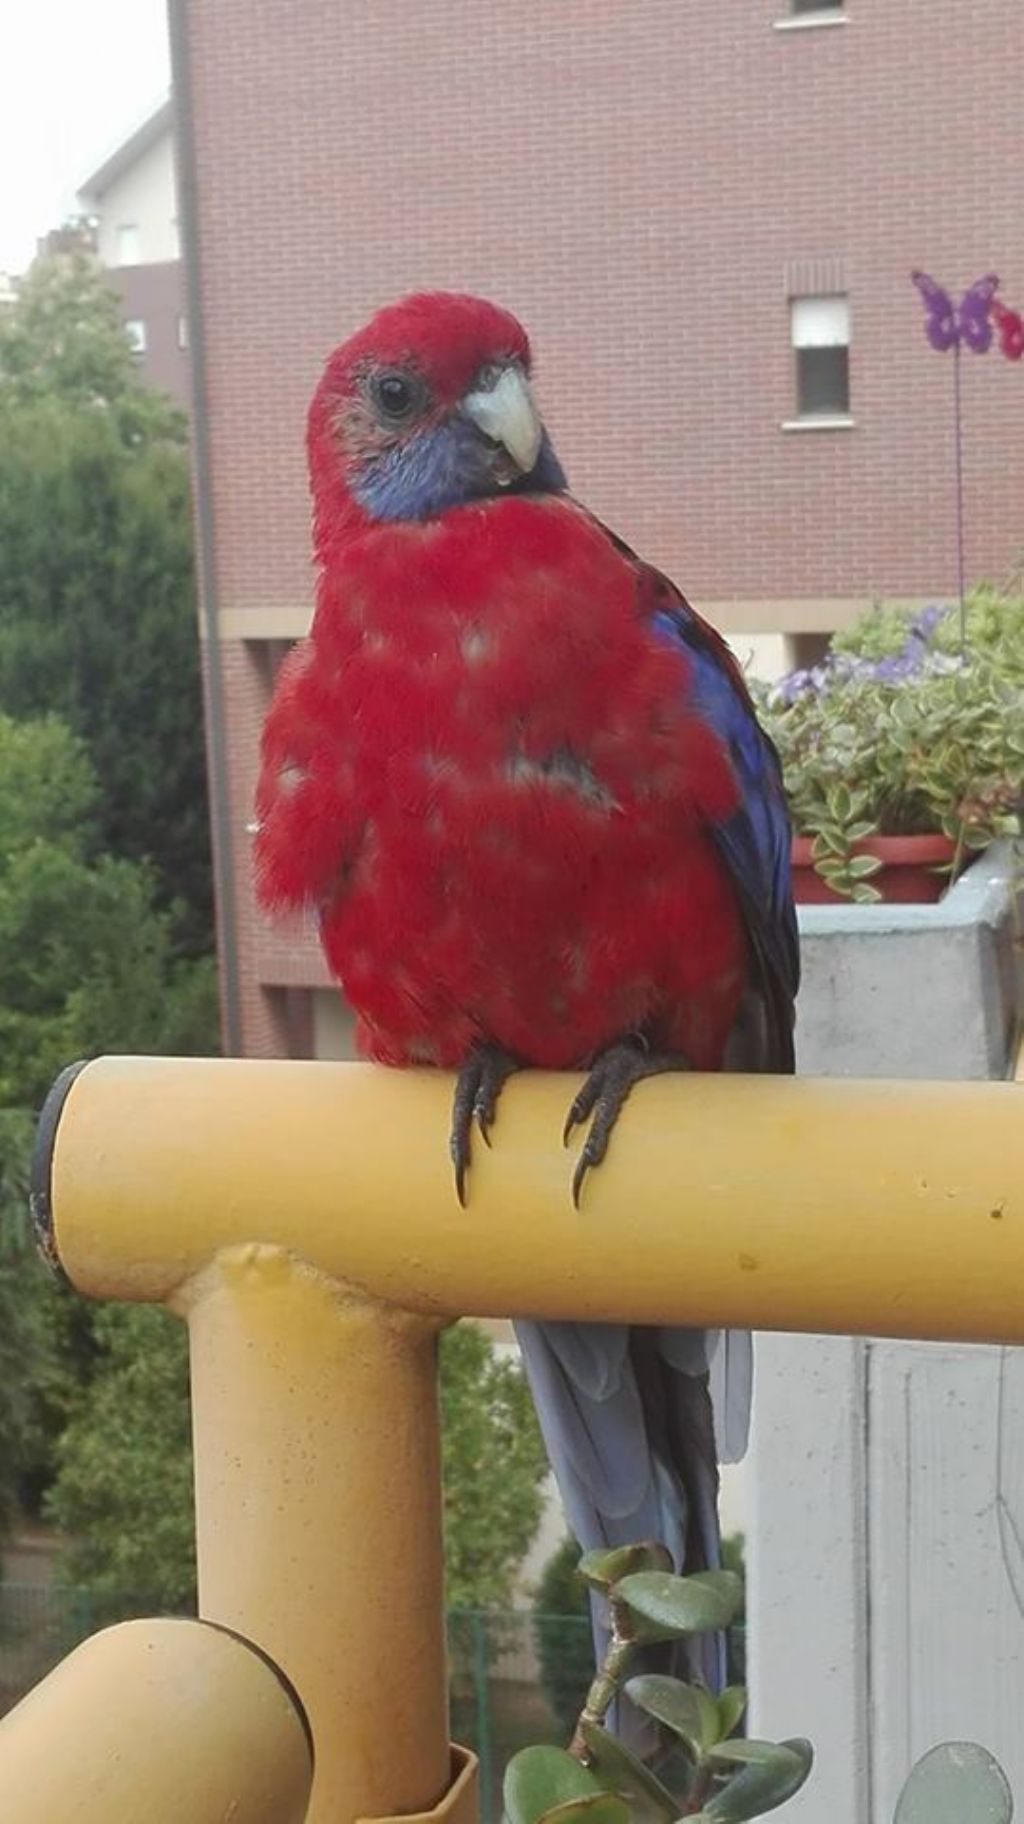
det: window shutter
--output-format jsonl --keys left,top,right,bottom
{"left": 791, "top": 296, "right": 850, "bottom": 348}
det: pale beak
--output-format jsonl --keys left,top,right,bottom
{"left": 463, "top": 364, "right": 543, "bottom": 475}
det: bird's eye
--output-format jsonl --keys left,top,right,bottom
{"left": 372, "top": 371, "right": 419, "bottom": 421}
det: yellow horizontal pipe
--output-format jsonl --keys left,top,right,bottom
{"left": 0, "top": 1618, "right": 313, "bottom": 1823}
{"left": 40, "top": 1055, "right": 1024, "bottom": 1344}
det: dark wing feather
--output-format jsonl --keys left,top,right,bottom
{"left": 587, "top": 515, "right": 798, "bottom": 1071}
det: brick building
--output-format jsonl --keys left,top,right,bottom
{"left": 168, "top": 0, "right": 1024, "bottom": 1059}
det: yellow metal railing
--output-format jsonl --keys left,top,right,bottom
{"left": 10, "top": 1053, "right": 1024, "bottom": 1822}
{"left": 0, "top": 1617, "right": 313, "bottom": 1822}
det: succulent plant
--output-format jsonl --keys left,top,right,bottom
{"left": 503, "top": 1546, "right": 811, "bottom": 1824}
{"left": 504, "top": 1544, "right": 1014, "bottom": 1824}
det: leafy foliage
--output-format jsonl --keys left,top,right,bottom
{"left": 440, "top": 1321, "right": 549, "bottom": 1610}
{"left": 0, "top": 714, "right": 217, "bottom": 1107}
{"left": 893, "top": 1742, "right": 1013, "bottom": 1824}
{"left": 505, "top": 1559, "right": 808, "bottom": 1824}
{"left": 0, "top": 255, "right": 211, "bottom": 945}
{"left": 0, "top": 255, "right": 216, "bottom": 1575}
{"left": 534, "top": 1537, "right": 594, "bottom": 1735}
{"left": 0, "top": 712, "right": 214, "bottom": 1547}
{"left": 0, "top": 1111, "right": 79, "bottom": 1533}
{"left": 511, "top": 1542, "right": 1015, "bottom": 1824}
{"left": 0, "top": 252, "right": 185, "bottom": 445}
{"left": 759, "top": 592, "right": 1024, "bottom": 901}
{"left": 45, "top": 1315, "right": 547, "bottom": 1615}
{"left": 46, "top": 1305, "right": 197, "bottom": 1612}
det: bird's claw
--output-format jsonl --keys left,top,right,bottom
{"left": 449, "top": 1046, "right": 518, "bottom": 1205}
{"left": 562, "top": 1078, "right": 600, "bottom": 1147}
{"left": 565, "top": 1041, "right": 690, "bottom": 1207}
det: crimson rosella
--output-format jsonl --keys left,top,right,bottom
{"left": 255, "top": 291, "right": 798, "bottom": 1704}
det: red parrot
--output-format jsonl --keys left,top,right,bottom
{"left": 256, "top": 292, "right": 797, "bottom": 1705}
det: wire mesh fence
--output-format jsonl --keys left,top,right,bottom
{"left": 0, "top": 1585, "right": 742, "bottom": 1822}
{"left": 0, "top": 1582, "right": 154, "bottom": 1714}
{"left": 450, "top": 1609, "right": 594, "bottom": 1820}
{"left": 0, "top": 1583, "right": 591, "bottom": 1818}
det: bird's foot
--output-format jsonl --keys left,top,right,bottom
{"left": 563, "top": 1039, "right": 690, "bottom": 1207}
{"left": 450, "top": 1045, "right": 520, "bottom": 1205}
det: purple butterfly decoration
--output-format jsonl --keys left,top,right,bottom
{"left": 910, "top": 270, "right": 1000, "bottom": 353}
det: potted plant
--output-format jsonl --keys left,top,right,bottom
{"left": 757, "top": 590, "right": 1024, "bottom": 903}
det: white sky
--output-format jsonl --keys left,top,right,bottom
{"left": 1, "top": 0, "right": 170, "bottom": 275}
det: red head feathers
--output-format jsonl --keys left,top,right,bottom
{"left": 305, "top": 291, "right": 563, "bottom": 549}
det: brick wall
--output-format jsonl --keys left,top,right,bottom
{"left": 179, "top": 0, "right": 1022, "bottom": 611}
{"left": 108, "top": 262, "right": 190, "bottom": 408}
{"left": 173, "top": 0, "right": 1024, "bottom": 1044}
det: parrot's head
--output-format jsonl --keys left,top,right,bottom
{"left": 307, "top": 291, "right": 567, "bottom": 540}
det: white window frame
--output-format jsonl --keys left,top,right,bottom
{"left": 784, "top": 294, "right": 854, "bottom": 429}
{"left": 115, "top": 223, "right": 141, "bottom": 266}
{"left": 774, "top": 4, "right": 847, "bottom": 31}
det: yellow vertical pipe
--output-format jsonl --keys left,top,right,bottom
{"left": 0, "top": 1617, "right": 313, "bottom": 1823}
{"left": 180, "top": 1243, "right": 452, "bottom": 1824}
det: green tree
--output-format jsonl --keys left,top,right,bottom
{"left": 0, "top": 715, "right": 216, "bottom": 1542}
{"left": 0, "top": 1111, "right": 67, "bottom": 1534}
{"left": 0, "top": 714, "right": 216, "bottom": 1107}
{"left": 46, "top": 1306, "right": 195, "bottom": 1613}
{"left": 532, "top": 1536, "right": 593, "bottom": 1736}
{"left": 47, "top": 1319, "right": 549, "bottom": 1615}
{"left": 440, "top": 1322, "right": 549, "bottom": 1610}
{"left": 0, "top": 251, "right": 185, "bottom": 444}
{"left": 0, "top": 255, "right": 211, "bottom": 946}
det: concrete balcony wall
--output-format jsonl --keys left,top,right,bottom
{"left": 749, "top": 842, "right": 1023, "bottom": 1824}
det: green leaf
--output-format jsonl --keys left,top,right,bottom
{"left": 704, "top": 1739, "right": 813, "bottom": 1823}
{"left": 893, "top": 1742, "right": 1012, "bottom": 1824}
{"left": 715, "top": 1687, "right": 748, "bottom": 1741}
{"left": 537, "top": 1796, "right": 631, "bottom": 1824}
{"left": 504, "top": 1748, "right": 602, "bottom": 1824}
{"left": 709, "top": 1741, "right": 791, "bottom": 1767}
{"left": 846, "top": 854, "right": 884, "bottom": 878}
{"left": 830, "top": 782, "right": 853, "bottom": 822}
{"left": 615, "top": 1570, "right": 742, "bottom": 1641}
{"left": 578, "top": 1722, "right": 679, "bottom": 1823}
{"left": 578, "top": 1542, "right": 672, "bottom": 1591}
{"left": 624, "top": 1675, "right": 720, "bottom": 1756}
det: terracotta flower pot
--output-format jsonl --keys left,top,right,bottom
{"left": 791, "top": 833, "right": 958, "bottom": 905}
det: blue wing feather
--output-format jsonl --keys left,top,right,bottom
{"left": 583, "top": 513, "right": 798, "bottom": 1068}
{"left": 649, "top": 598, "right": 799, "bottom": 1067}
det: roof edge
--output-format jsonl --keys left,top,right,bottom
{"left": 78, "top": 96, "right": 173, "bottom": 203}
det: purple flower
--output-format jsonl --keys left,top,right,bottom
{"left": 772, "top": 611, "right": 958, "bottom": 709}
{"left": 912, "top": 603, "right": 950, "bottom": 641}
{"left": 773, "top": 668, "right": 816, "bottom": 706}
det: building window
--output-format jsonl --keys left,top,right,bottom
{"left": 790, "top": 295, "right": 850, "bottom": 418}
{"left": 115, "top": 223, "right": 140, "bottom": 265}
{"left": 125, "top": 319, "right": 147, "bottom": 355}
{"left": 177, "top": 314, "right": 188, "bottom": 350}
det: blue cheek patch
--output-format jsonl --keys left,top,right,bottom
{"left": 352, "top": 422, "right": 568, "bottom": 522}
